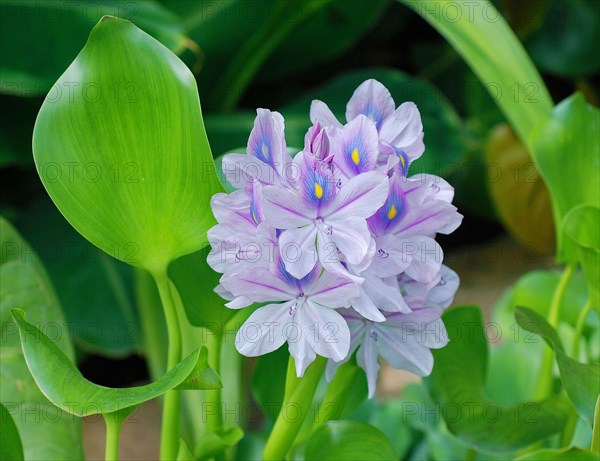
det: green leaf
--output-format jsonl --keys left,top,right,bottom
{"left": 305, "top": 421, "right": 398, "bottom": 461}
{"left": 0, "top": 402, "right": 23, "bottom": 461}
{"left": 515, "top": 307, "right": 600, "bottom": 425}
{"left": 428, "top": 306, "right": 571, "bottom": 453}
{"left": 251, "top": 346, "right": 289, "bottom": 417}
{"left": 16, "top": 197, "right": 139, "bottom": 356}
{"left": 593, "top": 395, "right": 600, "bottom": 454}
{"left": 1, "top": 217, "right": 84, "bottom": 460}
{"left": 169, "top": 249, "right": 234, "bottom": 330}
{"left": 0, "top": 1, "right": 185, "bottom": 97}
{"left": 177, "top": 438, "right": 195, "bottom": 461}
{"left": 400, "top": 0, "right": 553, "bottom": 151}
{"left": 32, "top": 16, "right": 223, "bottom": 273}
{"left": 563, "top": 205, "right": 600, "bottom": 307}
{"left": 531, "top": 93, "right": 600, "bottom": 263}
{"left": 11, "top": 308, "right": 220, "bottom": 415}
{"left": 194, "top": 425, "right": 244, "bottom": 460}
{"left": 516, "top": 447, "right": 598, "bottom": 461}
{"left": 526, "top": 0, "right": 600, "bottom": 78}
{"left": 174, "top": 346, "right": 222, "bottom": 391}
{"left": 281, "top": 68, "right": 467, "bottom": 177}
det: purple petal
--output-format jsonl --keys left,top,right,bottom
{"left": 310, "top": 100, "right": 343, "bottom": 129}
{"left": 351, "top": 287, "right": 386, "bottom": 322}
{"left": 211, "top": 190, "right": 255, "bottom": 230}
{"left": 278, "top": 225, "right": 318, "bottom": 279}
{"left": 376, "top": 322, "right": 435, "bottom": 376}
{"left": 302, "top": 300, "right": 351, "bottom": 362}
{"left": 262, "top": 185, "right": 315, "bottom": 228}
{"left": 379, "top": 102, "right": 423, "bottom": 154}
{"left": 304, "top": 271, "right": 359, "bottom": 308}
{"left": 247, "top": 109, "right": 290, "bottom": 177}
{"left": 362, "top": 272, "right": 411, "bottom": 313}
{"left": 328, "top": 216, "right": 372, "bottom": 265}
{"left": 324, "top": 171, "right": 389, "bottom": 220}
{"left": 331, "top": 115, "right": 379, "bottom": 177}
{"left": 221, "top": 267, "right": 297, "bottom": 302}
{"left": 346, "top": 79, "right": 395, "bottom": 130}
{"left": 356, "top": 328, "right": 380, "bottom": 398}
{"left": 368, "top": 173, "right": 407, "bottom": 236}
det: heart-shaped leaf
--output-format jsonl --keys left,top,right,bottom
{"left": 530, "top": 93, "right": 600, "bottom": 263}
{"left": 32, "top": 16, "right": 223, "bottom": 273}
{"left": 515, "top": 306, "right": 600, "bottom": 425}
{"left": 563, "top": 205, "right": 600, "bottom": 307}
{"left": 428, "top": 306, "right": 571, "bottom": 453}
{"left": 11, "top": 309, "right": 221, "bottom": 416}
{"left": 0, "top": 402, "right": 23, "bottom": 461}
{"left": 1, "top": 217, "right": 84, "bottom": 460}
{"left": 305, "top": 421, "right": 397, "bottom": 461}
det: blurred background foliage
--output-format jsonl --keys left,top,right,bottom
{"left": 1, "top": 0, "right": 599, "bottom": 446}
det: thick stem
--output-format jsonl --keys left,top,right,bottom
{"left": 206, "top": 329, "right": 223, "bottom": 433}
{"left": 572, "top": 299, "right": 593, "bottom": 359}
{"left": 104, "top": 415, "right": 122, "bottom": 461}
{"left": 154, "top": 271, "right": 183, "bottom": 461}
{"left": 535, "top": 264, "right": 575, "bottom": 400}
{"left": 263, "top": 356, "right": 326, "bottom": 461}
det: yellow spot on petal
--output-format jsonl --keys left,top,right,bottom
{"left": 387, "top": 205, "right": 397, "bottom": 220}
{"left": 261, "top": 143, "right": 269, "bottom": 159}
{"left": 315, "top": 182, "right": 324, "bottom": 199}
{"left": 252, "top": 211, "right": 259, "bottom": 224}
{"left": 399, "top": 153, "right": 405, "bottom": 168}
{"left": 351, "top": 148, "right": 360, "bottom": 165}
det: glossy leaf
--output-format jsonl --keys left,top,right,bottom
{"left": 516, "top": 447, "right": 598, "bottom": 461}
{"left": 281, "top": 68, "right": 467, "bottom": 177}
{"left": 169, "top": 248, "right": 234, "bottom": 330}
{"left": 428, "top": 306, "right": 571, "bottom": 453}
{"left": 11, "top": 308, "right": 220, "bottom": 416}
{"left": 486, "top": 124, "right": 555, "bottom": 253}
{"left": 563, "top": 205, "right": 600, "bottom": 307}
{"left": 32, "top": 17, "right": 223, "bottom": 273}
{"left": 174, "top": 346, "right": 222, "bottom": 391}
{"left": 526, "top": 0, "right": 600, "bottom": 77}
{"left": 531, "top": 93, "right": 600, "bottom": 263}
{"left": 515, "top": 307, "right": 600, "bottom": 425}
{"left": 0, "top": 0, "right": 184, "bottom": 96}
{"left": 305, "top": 421, "right": 397, "bottom": 461}
{"left": 16, "top": 197, "right": 139, "bottom": 356}
{"left": 0, "top": 217, "right": 84, "bottom": 460}
{"left": 400, "top": 0, "right": 553, "bottom": 150}
{"left": 0, "top": 402, "right": 23, "bottom": 461}
{"left": 251, "top": 347, "right": 289, "bottom": 417}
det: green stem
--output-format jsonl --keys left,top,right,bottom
{"left": 104, "top": 414, "right": 123, "bottom": 461}
{"left": 206, "top": 329, "right": 223, "bottom": 433}
{"left": 314, "top": 363, "right": 361, "bottom": 426}
{"left": 154, "top": 270, "right": 183, "bottom": 461}
{"left": 465, "top": 447, "right": 477, "bottom": 461}
{"left": 535, "top": 264, "right": 575, "bottom": 399}
{"left": 572, "top": 298, "right": 593, "bottom": 359}
{"left": 263, "top": 356, "right": 326, "bottom": 461}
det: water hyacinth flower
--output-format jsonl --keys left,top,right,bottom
{"left": 208, "top": 78, "right": 462, "bottom": 391}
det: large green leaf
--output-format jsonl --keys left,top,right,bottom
{"left": 0, "top": 1, "right": 184, "bottom": 97}
{"left": 16, "top": 197, "right": 139, "bottom": 356}
{"left": 305, "top": 421, "right": 397, "bottom": 461}
{"left": 0, "top": 217, "right": 84, "bottom": 460}
{"left": 428, "top": 306, "right": 571, "bottom": 453}
{"left": 281, "top": 68, "right": 467, "bottom": 177}
{"left": 32, "top": 16, "right": 223, "bottom": 273}
{"left": 515, "top": 307, "right": 600, "bottom": 425}
{"left": 563, "top": 205, "right": 600, "bottom": 307}
{"left": 251, "top": 347, "right": 289, "bottom": 417}
{"left": 0, "top": 402, "right": 23, "bottom": 461}
{"left": 11, "top": 308, "right": 220, "bottom": 416}
{"left": 531, "top": 93, "right": 600, "bottom": 263}
{"left": 516, "top": 447, "right": 598, "bottom": 461}
{"left": 400, "top": 0, "right": 553, "bottom": 151}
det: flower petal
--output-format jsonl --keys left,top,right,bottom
{"left": 304, "top": 271, "right": 359, "bottom": 308}
{"left": 351, "top": 286, "right": 386, "bottom": 322}
{"left": 331, "top": 115, "right": 379, "bottom": 177}
{"left": 310, "top": 100, "right": 343, "bottom": 128}
{"left": 362, "top": 273, "right": 411, "bottom": 313}
{"left": 222, "top": 153, "right": 278, "bottom": 188}
{"left": 221, "top": 267, "right": 296, "bottom": 302}
{"left": 379, "top": 102, "right": 423, "bottom": 153}
{"left": 329, "top": 216, "right": 373, "bottom": 265}
{"left": 262, "top": 185, "right": 315, "bottom": 228}
{"left": 303, "top": 300, "right": 351, "bottom": 362}
{"left": 356, "top": 328, "right": 380, "bottom": 398}
{"left": 346, "top": 79, "right": 395, "bottom": 130}
{"left": 247, "top": 109, "right": 290, "bottom": 179}
{"left": 235, "top": 302, "right": 293, "bottom": 356}
{"left": 324, "top": 171, "right": 389, "bottom": 220}
{"left": 278, "top": 224, "right": 318, "bottom": 279}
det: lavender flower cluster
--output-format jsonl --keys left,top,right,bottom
{"left": 208, "top": 80, "right": 462, "bottom": 397}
